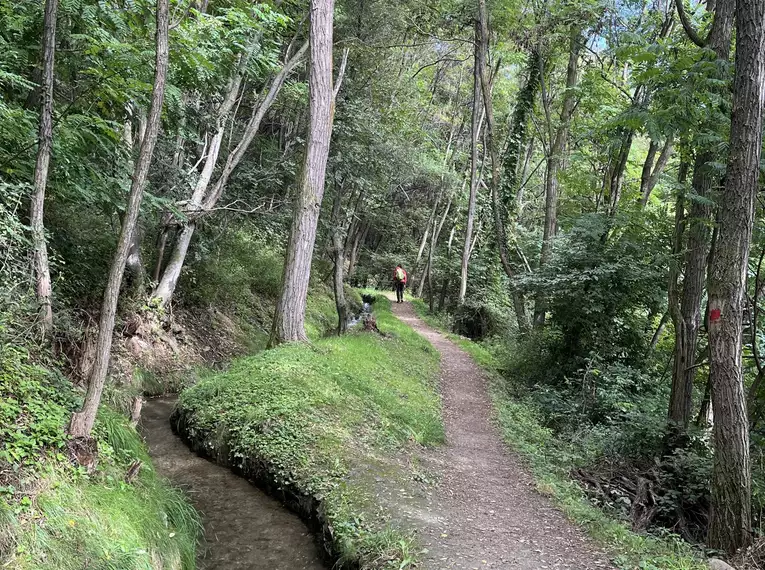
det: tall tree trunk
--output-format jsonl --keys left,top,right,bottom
{"left": 534, "top": 28, "right": 581, "bottom": 327}
{"left": 30, "top": 0, "right": 58, "bottom": 338}
{"left": 707, "top": 0, "right": 765, "bottom": 551}
{"left": 476, "top": 2, "right": 529, "bottom": 333}
{"left": 667, "top": 162, "right": 693, "bottom": 437}
{"left": 69, "top": 0, "right": 169, "bottom": 438}
{"left": 331, "top": 187, "right": 347, "bottom": 334}
{"left": 458, "top": 26, "right": 482, "bottom": 306}
{"left": 498, "top": 47, "right": 540, "bottom": 332}
{"left": 426, "top": 193, "right": 452, "bottom": 305}
{"left": 667, "top": 0, "right": 733, "bottom": 434}
{"left": 346, "top": 221, "right": 368, "bottom": 280}
{"left": 418, "top": 191, "right": 451, "bottom": 300}
{"left": 270, "top": 0, "right": 336, "bottom": 345}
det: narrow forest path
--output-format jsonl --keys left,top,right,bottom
{"left": 390, "top": 299, "right": 615, "bottom": 570}
{"left": 141, "top": 398, "right": 326, "bottom": 570}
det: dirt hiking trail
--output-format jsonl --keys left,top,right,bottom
{"left": 141, "top": 397, "right": 326, "bottom": 570}
{"left": 391, "top": 299, "right": 614, "bottom": 570}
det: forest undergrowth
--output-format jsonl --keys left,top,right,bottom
{"left": 0, "top": 344, "right": 201, "bottom": 570}
{"left": 412, "top": 299, "right": 715, "bottom": 570}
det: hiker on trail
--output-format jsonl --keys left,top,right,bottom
{"left": 393, "top": 264, "right": 407, "bottom": 304}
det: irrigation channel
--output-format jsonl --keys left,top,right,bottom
{"left": 141, "top": 397, "right": 327, "bottom": 570}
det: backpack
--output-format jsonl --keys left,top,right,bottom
{"left": 395, "top": 267, "right": 406, "bottom": 281}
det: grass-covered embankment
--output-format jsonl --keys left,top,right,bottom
{"left": 173, "top": 295, "right": 443, "bottom": 568}
{"left": 0, "top": 345, "right": 201, "bottom": 570}
{"left": 410, "top": 300, "right": 707, "bottom": 570}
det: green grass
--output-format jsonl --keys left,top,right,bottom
{"left": 176, "top": 294, "right": 442, "bottom": 568}
{"left": 409, "top": 301, "right": 708, "bottom": 570}
{"left": 0, "top": 346, "right": 201, "bottom": 570}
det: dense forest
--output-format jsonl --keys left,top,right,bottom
{"left": 3, "top": 0, "right": 765, "bottom": 567}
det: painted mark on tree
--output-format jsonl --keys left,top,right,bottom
{"left": 710, "top": 308, "right": 721, "bottom": 322}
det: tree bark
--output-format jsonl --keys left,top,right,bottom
{"left": 121, "top": 120, "right": 146, "bottom": 298}
{"left": 458, "top": 25, "right": 482, "bottom": 306}
{"left": 269, "top": 0, "right": 336, "bottom": 345}
{"left": 534, "top": 28, "right": 581, "bottom": 327}
{"left": 639, "top": 138, "right": 673, "bottom": 207}
{"left": 69, "top": 0, "right": 169, "bottom": 438}
{"left": 604, "top": 129, "right": 634, "bottom": 216}
{"left": 418, "top": 190, "right": 451, "bottom": 300}
{"left": 667, "top": 0, "right": 733, "bottom": 434}
{"left": 30, "top": 0, "right": 58, "bottom": 338}
{"left": 707, "top": 0, "right": 765, "bottom": 551}
{"left": 667, "top": 162, "right": 696, "bottom": 435}
{"left": 330, "top": 187, "right": 347, "bottom": 334}
{"left": 347, "top": 221, "right": 369, "bottom": 280}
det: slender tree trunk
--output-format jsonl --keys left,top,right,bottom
{"left": 667, "top": 162, "right": 695, "bottom": 435}
{"left": 30, "top": 0, "right": 58, "bottom": 338}
{"left": 347, "top": 221, "right": 368, "bottom": 279}
{"left": 121, "top": 120, "right": 146, "bottom": 297}
{"left": 605, "top": 129, "right": 634, "bottom": 216}
{"left": 151, "top": 42, "right": 308, "bottom": 307}
{"left": 331, "top": 188, "right": 347, "bottom": 334}
{"left": 152, "top": 224, "right": 170, "bottom": 283}
{"left": 534, "top": 28, "right": 581, "bottom": 328}
{"left": 69, "top": 0, "right": 169, "bottom": 438}
{"left": 667, "top": 0, "right": 733, "bottom": 435}
{"left": 697, "top": 375, "right": 713, "bottom": 427}
{"left": 707, "top": 0, "right": 765, "bottom": 551}
{"left": 458, "top": 26, "right": 482, "bottom": 306}
{"left": 649, "top": 311, "right": 670, "bottom": 353}
{"left": 438, "top": 277, "right": 450, "bottom": 311}
{"left": 639, "top": 138, "right": 673, "bottom": 207}
{"left": 270, "top": 0, "right": 336, "bottom": 345}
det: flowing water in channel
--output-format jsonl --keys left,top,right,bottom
{"left": 141, "top": 397, "right": 327, "bottom": 570}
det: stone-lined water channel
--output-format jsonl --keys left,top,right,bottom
{"left": 141, "top": 397, "right": 326, "bottom": 570}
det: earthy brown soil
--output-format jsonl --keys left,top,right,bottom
{"left": 391, "top": 300, "right": 615, "bottom": 570}
{"left": 141, "top": 397, "right": 326, "bottom": 570}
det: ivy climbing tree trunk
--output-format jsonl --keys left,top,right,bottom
{"left": 707, "top": 0, "right": 765, "bottom": 551}
{"left": 476, "top": 0, "right": 530, "bottom": 333}
{"left": 30, "top": 0, "right": 58, "bottom": 338}
{"left": 458, "top": 24, "right": 482, "bottom": 306}
{"left": 497, "top": 47, "right": 540, "bottom": 333}
{"left": 69, "top": 0, "right": 169, "bottom": 439}
{"left": 270, "top": 0, "right": 336, "bottom": 345}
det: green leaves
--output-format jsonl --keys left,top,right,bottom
{"left": 0, "top": 346, "right": 74, "bottom": 467}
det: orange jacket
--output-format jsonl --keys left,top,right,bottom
{"left": 394, "top": 267, "right": 407, "bottom": 284}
